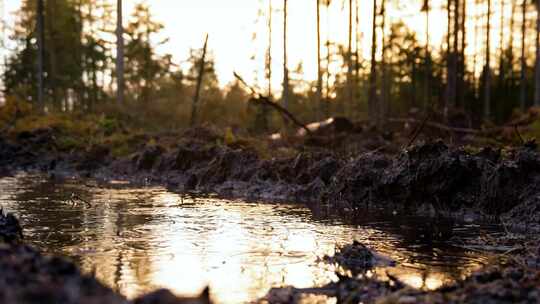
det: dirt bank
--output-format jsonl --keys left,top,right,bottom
{"left": 1, "top": 127, "right": 540, "bottom": 230}
{"left": 1, "top": 127, "right": 540, "bottom": 303}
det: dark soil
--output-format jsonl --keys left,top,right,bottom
{"left": 4, "top": 127, "right": 537, "bottom": 229}
{"left": 262, "top": 239, "right": 540, "bottom": 304}
{"left": 1, "top": 126, "right": 540, "bottom": 303}
{"left": 322, "top": 240, "right": 396, "bottom": 276}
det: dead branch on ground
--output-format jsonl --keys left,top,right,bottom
{"left": 233, "top": 72, "right": 312, "bottom": 136}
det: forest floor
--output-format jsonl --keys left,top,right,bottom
{"left": 1, "top": 111, "right": 540, "bottom": 303}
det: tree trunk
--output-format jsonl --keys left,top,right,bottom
{"left": 446, "top": 0, "right": 457, "bottom": 110}
{"left": 520, "top": 0, "right": 527, "bottom": 110}
{"left": 47, "top": 0, "right": 59, "bottom": 107}
{"left": 282, "top": 0, "right": 289, "bottom": 110}
{"left": 355, "top": 0, "right": 361, "bottom": 100}
{"left": 116, "top": 0, "right": 124, "bottom": 105}
{"left": 458, "top": 0, "right": 466, "bottom": 107}
{"left": 424, "top": 0, "right": 430, "bottom": 109}
{"left": 346, "top": 0, "right": 353, "bottom": 113}
{"left": 325, "top": 1, "right": 331, "bottom": 106}
{"left": 484, "top": 0, "right": 492, "bottom": 119}
{"left": 498, "top": 0, "right": 505, "bottom": 87}
{"left": 267, "top": 0, "right": 272, "bottom": 97}
{"left": 508, "top": 0, "right": 516, "bottom": 82}
{"left": 380, "top": 0, "right": 388, "bottom": 120}
{"left": 472, "top": 0, "right": 480, "bottom": 99}
{"left": 445, "top": 0, "right": 452, "bottom": 111}
{"left": 535, "top": 0, "right": 540, "bottom": 106}
{"left": 369, "top": 0, "right": 378, "bottom": 124}
{"left": 316, "top": 0, "right": 324, "bottom": 118}
{"left": 37, "top": 0, "right": 45, "bottom": 110}
{"left": 190, "top": 34, "right": 209, "bottom": 127}
{"left": 453, "top": 0, "right": 459, "bottom": 107}
{"left": 88, "top": 1, "right": 98, "bottom": 110}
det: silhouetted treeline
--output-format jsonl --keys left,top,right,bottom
{"left": 2, "top": 0, "right": 540, "bottom": 132}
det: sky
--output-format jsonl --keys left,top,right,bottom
{"left": 0, "top": 0, "right": 515, "bottom": 95}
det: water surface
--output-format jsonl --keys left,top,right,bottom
{"left": 0, "top": 173, "right": 495, "bottom": 303}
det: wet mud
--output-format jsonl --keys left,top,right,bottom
{"left": 262, "top": 238, "right": 540, "bottom": 304}
{"left": 3, "top": 127, "right": 536, "bottom": 229}
{"left": 1, "top": 126, "right": 540, "bottom": 303}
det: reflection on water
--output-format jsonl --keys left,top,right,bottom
{"left": 0, "top": 173, "right": 494, "bottom": 303}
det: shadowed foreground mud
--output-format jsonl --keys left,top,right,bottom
{"left": 0, "top": 211, "right": 211, "bottom": 304}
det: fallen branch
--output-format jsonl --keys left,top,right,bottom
{"left": 233, "top": 72, "right": 312, "bottom": 136}
{"left": 389, "top": 118, "right": 481, "bottom": 135}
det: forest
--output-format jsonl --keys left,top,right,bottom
{"left": 0, "top": 0, "right": 539, "bottom": 304}
{"left": 4, "top": 0, "right": 540, "bottom": 130}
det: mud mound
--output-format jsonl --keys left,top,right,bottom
{"left": 0, "top": 244, "right": 126, "bottom": 304}
{"left": 95, "top": 139, "right": 540, "bottom": 229}
{"left": 134, "top": 288, "right": 211, "bottom": 304}
{"left": 381, "top": 141, "right": 485, "bottom": 211}
{"left": 481, "top": 148, "right": 540, "bottom": 216}
{"left": 4, "top": 123, "right": 540, "bottom": 229}
{"left": 0, "top": 210, "right": 23, "bottom": 243}
{"left": 0, "top": 243, "right": 215, "bottom": 304}
{"left": 322, "top": 241, "right": 395, "bottom": 275}
{"left": 324, "top": 141, "right": 540, "bottom": 227}
{"left": 400, "top": 263, "right": 540, "bottom": 303}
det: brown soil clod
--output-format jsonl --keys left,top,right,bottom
{"left": 0, "top": 209, "right": 23, "bottom": 243}
{"left": 323, "top": 241, "right": 395, "bottom": 275}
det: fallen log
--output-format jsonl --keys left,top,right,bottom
{"left": 388, "top": 118, "right": 481, "bottom": 135}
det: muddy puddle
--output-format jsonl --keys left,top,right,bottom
{"left": 0, "top": 173, "right": 499, "bottom": 303}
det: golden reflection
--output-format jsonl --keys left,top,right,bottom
{"left": 385, "top": 268, "right": 461, "bottom": 291}
{"left": 0, "top": 174, "right": 491, "bottom": 303}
